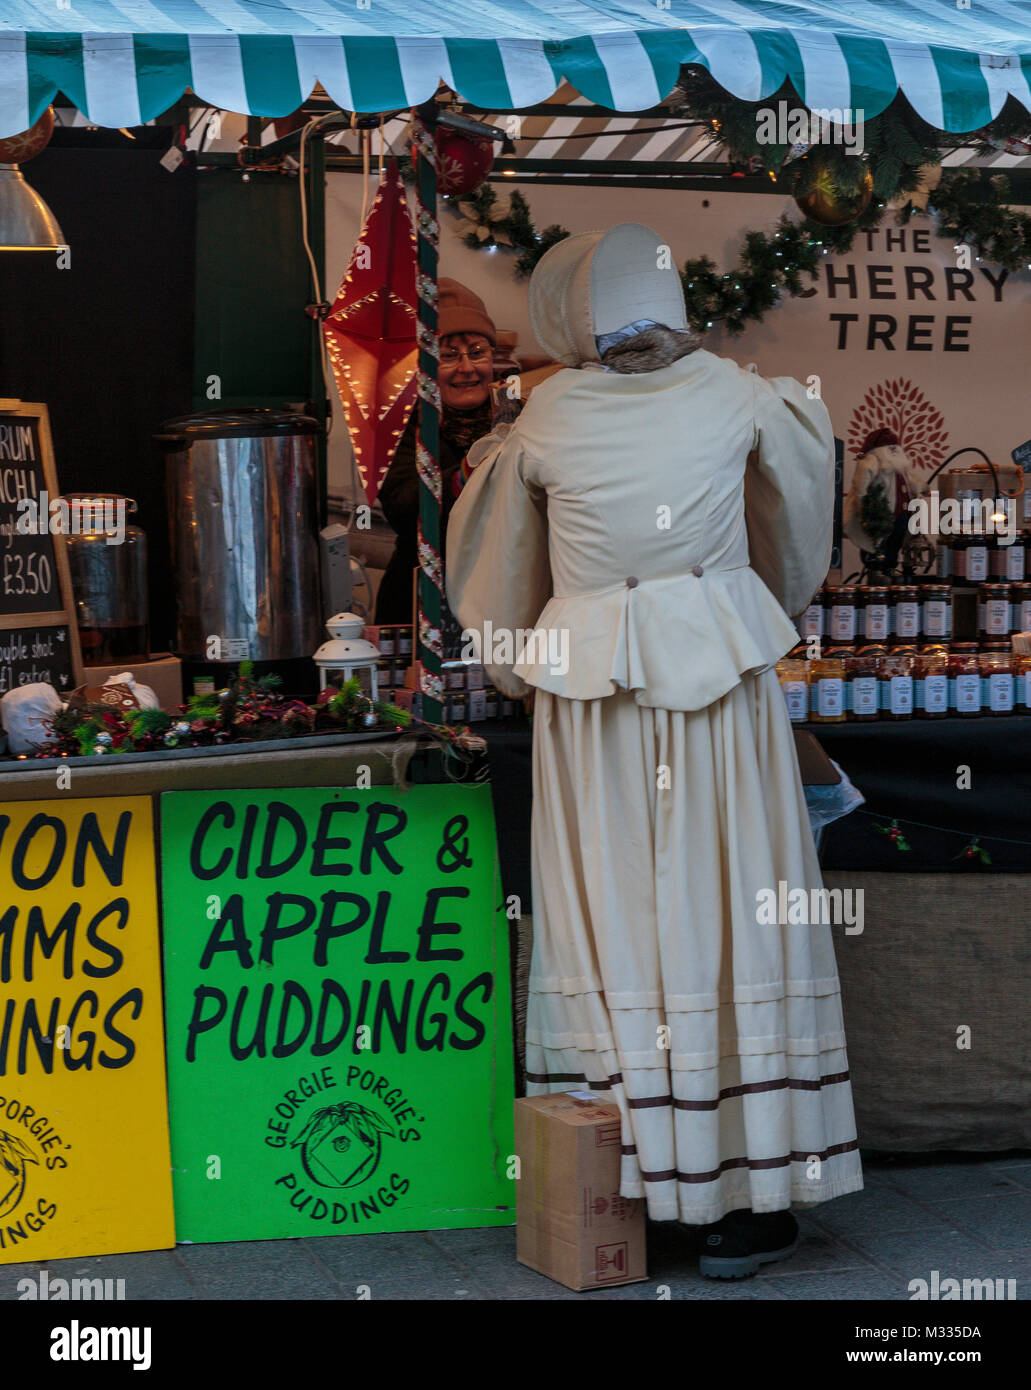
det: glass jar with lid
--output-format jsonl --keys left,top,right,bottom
{"left": 890, "top": 584, "right": 921, "bottom": 645}
{"left": 991, "top": 534, "right": 1026, "bottom": 582}
{"left": 799, "top": 588, "right": 825, "bottom": 641}
{"left": 951, "top": 535, "right": 967, "bottom": 586}
{"left": 921, "top": 584, "right": 952, "bottom": 642}
{"left": 977, "top": 583, "right": 1011, "bottom": 641}
{"left": 980, "top": 643, "right": 1015, "bottom": 714}
{"left": 965, "top": 531, "right": 990, "bottom": 584}
{"left": 880, "top": 649, "right": 915, "bottom": 720}
{"left": 808, "top": 655, "right": 846, "bottom": 723}
{"left": 948, "top": 644, "right": 982, "bottom": 717}
{"left": 913, "top": 648, "right": 949, "bottom": 719}
{"left": 846, "top": 649, "right": 881, "bottom": 721}
{"left": 860, "top": 585, "right": 890, "bottom": 643}
{"left": 776, "top": 654, "right": 809, "bottom": 723}
{"left": 829, "top": 586, "right": 858, "bottom": 645}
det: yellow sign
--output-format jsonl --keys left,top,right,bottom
{"left": 0, "top": 797, "right": 173, "bottom": 1262}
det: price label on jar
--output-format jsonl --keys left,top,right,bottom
{"left": 800, "top": 603, "right": 823, "bottom": 638}
{"left": 781, "top": 680, "right": 807, "bottom": 721}
{"left": 967, "top": 544, "right": 989, "bottom": 582}
{"left": 888, "top": 675, "right": 913, "bottom": 715}
{"left": 864, "top": 603, "right": 890, "bottom": 642}
{"left": 1003, "top": 544, "right": 1025, "bottom": 582}
{"left": 830, "top": 604, "right": 856, "bottom": 643}
{"left": 816, "top": 677, "right": 844, "bottom": 718}
{"left": 951, "top": 674, "right": 981, "bottom": 714}
{"left": 980, "top": 599, "right": 1010, "bottom": 636}
{"left": 850, "top": 676, "right": 879, "bottom": 716}
{"left": 916, "top": 674, "right": 948, "bottom": 714}
{"left": 922, "top": 598, "right": 951, "bottom": 638}
{"left": 895, "top": 602, "right": 920, "bottom": 640}
{"left": 985, "top": 672, "right": 1015, "bottom": 712}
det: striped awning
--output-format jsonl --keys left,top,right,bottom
{"left": 4, "top": 1, "right": 1031, "bottom": 139}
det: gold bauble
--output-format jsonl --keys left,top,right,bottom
{"left": 794, "top": 164, "right": 874, "bottom": 227}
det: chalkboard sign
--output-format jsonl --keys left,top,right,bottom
{"left": 1012, "top": 438, "right": 1031, "bottom": 469}
{"left": 0, "top": 399, "right": 82, "bottom": 689}
{"left": 0, "top": 621, "right": 76, "bottom": 695}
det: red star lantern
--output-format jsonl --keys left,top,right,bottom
{"left": 324, "top": 159, "right": 418, "bottom": 506}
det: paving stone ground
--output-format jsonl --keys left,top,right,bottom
{"left": 3, "top": 1153, "right": 1030, "bottom": 1300}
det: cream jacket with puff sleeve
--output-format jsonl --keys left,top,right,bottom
{"left": 447, "top": 348, "right": 834, "bottom": 708}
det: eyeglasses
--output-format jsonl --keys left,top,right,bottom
{"left": 440, "top": 344, "right": 492, "bottom": 365}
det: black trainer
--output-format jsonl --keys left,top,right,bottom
{"left": 687, "top": 1208, "right": 799, "bottom": 1279}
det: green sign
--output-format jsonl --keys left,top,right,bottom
{"left": 160, "top": 785, "right": 515, "bottom": 1241}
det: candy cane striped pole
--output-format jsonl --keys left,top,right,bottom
{"left": 412, "top": 103, "right": 444, "bottom": 724}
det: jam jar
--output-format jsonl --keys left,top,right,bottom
{"left": 913, "top": 648, "right": 949, "bottom": 718}
{"left": 1012, "top": 581, "right": 1031, "bottom": 634}
{"left": 860, "top": 585, "right": 890, "bottom": 643}
{"left": 809, "top": 656, "right": 846, "bottom": 723}
{"left": 980, "top": 643, "right": 1015, "bottom": 714}
{"left": 829, "top": 586, "right": 858, "bottom": 645}
{"left": 776, "top": 655, "right": 809, "bottom": 723}
{"left": 846, "top": 650, "right": 881, "bottom": 721}
{"left": 977, "top": 583, "right": 1011, "bottom": 641}
{"left": 890, "top": 584, "right": 921, "bottom": 645}
{"left": 951, "top": 535, "right": 967, "bottom": 586}
{"left": 948, "top": 643, "right": 982, "bottom": 717}
{"left": 921, "top": 584, "right": 952, "bottom": 642}
{"left": 992, "top": 534, "right": 1026, "bottom": 582}
{"left": 800, "top": 588, "right": 825, "bottom": 641}
{"left": 965, "top": 532, "right": 990, "bottom": 584}
{"left": 880, "top": 649, "right": 914, "bottom": 719}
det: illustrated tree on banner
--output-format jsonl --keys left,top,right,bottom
{"left": 325, "top": 160, "right": 418, "bottom": 506}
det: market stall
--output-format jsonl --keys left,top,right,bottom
{"left": 3, "top": 0, "right": 1031, "bottom": 1270}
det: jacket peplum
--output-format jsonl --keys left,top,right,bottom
{"left": 446, "top": 348, "right": 834, "bottom": 706}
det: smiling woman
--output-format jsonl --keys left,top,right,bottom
{"left": 375, "top": 279, "right": 498, "bottom": 625}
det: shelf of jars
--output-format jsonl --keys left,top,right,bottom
{"left": 779, "top": 569, "right": 1031, "bottom": 725}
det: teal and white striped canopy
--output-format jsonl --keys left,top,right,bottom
{"left": 3, "top": 1, "right": 1031, "bottom": 138}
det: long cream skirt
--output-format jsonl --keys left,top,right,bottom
{"left": 524, "top": 670, "right": 864, "bottom": 1225}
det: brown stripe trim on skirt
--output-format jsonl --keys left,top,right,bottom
{"left": 639, "top": 1139, "right": 861, "bottom": 1185}
{"left": 526, "top": 1070, "right": 850, "bottom": 1107}
{"left": 524, "top": 1071, "right": 621, "bottom": 1088}
{"left": 675, "top": 1071, "right": 852, "bottom": 1110}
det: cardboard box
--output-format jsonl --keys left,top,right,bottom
{"left": 83, "top": 653, "right": 183, "bottom": 710}
{"left": 515, "top": 1092, "right": 647, "bottom": 1291}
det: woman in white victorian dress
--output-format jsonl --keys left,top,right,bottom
{"left": 447, "top": 224, "right": 863, "bottom": 1277}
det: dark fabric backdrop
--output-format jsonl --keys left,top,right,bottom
{"left": 0, "top": 130, "right": 197, "bottom": 651}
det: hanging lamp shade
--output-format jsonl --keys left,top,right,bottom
{"left": 0, "top": 165, "right": 65, "bottom": 251}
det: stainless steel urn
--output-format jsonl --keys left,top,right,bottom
{"left": 158, "top": 409, "right": 322, "bottom": 664}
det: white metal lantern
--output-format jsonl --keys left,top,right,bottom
{"left": 313, "top": 612, "right": 381, "bottom": 698}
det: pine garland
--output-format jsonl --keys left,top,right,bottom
{"left": 931, "top": 170, "right": 1031, "bottom": 272}
{"left": 671, "top": 70, "right": 946, "bottom": 202}
{"left": 440, "top": 75, "right": 1031, "bottom": 331}
{"left": 446, "top": 184, "right": 570, "bottom": 278}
